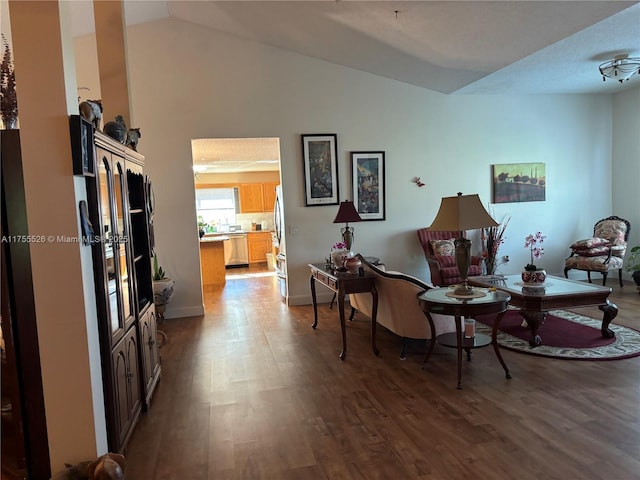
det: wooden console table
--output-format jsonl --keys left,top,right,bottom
{"left": 308, "top": 263, "right": 378, "bottom": 360}
{"left": 418, "top": 288, "right": 511, "bottom": 389}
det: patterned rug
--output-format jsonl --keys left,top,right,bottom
{"left": 475, "top": 309, "right": 640, "bottom": 360}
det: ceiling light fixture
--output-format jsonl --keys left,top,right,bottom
{"left": 599, "top": 54, "right": 640, "bottom": 83}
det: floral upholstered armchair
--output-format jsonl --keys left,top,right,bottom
{"left": 563, "top": 216, "right": 630, "bottom": 287}
{"left": 416, "top": 229, "right": 483, "bottom": 286}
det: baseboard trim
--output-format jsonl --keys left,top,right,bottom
{"left": 163, "top": 304, "right": 205, "bottom": 319}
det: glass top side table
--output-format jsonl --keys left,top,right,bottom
{"left": 417, "top": 288, "right": 512, "bottom": 389}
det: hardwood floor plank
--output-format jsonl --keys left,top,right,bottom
{"left": 125, "top": 271, "right": 640, "bottom": 479}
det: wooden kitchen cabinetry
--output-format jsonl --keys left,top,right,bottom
{"left": 239, "top": 184, "right": 264, "bottom": 213}
{"left": 239, "top": 183, "right": 279, "bottom": 213}
{"left": 262, "top": 182, "right": 278, "bottom": 212}
{"left": 86, "top": 129, "right": 161, "bottom": 453}
{"left": 248, "top": 231, "right": 272, "bottom": 264}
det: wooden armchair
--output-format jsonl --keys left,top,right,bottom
{"left": 416, "top": 229, "right": 483, "bottom": 286}
{"left": 564, "top": 216, "right": 630, "bottom": 286}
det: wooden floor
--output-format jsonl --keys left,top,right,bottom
{"left": 125, "top": 268, "right": 640, "bottom": 479}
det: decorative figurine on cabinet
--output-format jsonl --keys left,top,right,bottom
{"left": 103, "top": 115, "right": 127, "bottom": 144}
{"left": 126, "top": 127, "right": 141, "bottom": 151}
{"left": 79, "top": 99, "right": 102, "bottom": 130}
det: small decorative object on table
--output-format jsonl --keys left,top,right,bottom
{"left": 343, "top": 255, "right": 362, "bottom": 272}
{"left": 330, "top": 241, "right": 350, "bottom": 269}
{"left": 522, "top": 231, "right": 546, "bottom": 283}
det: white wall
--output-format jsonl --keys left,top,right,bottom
{"left": 612, "top": 86, "right": 640, "bottom": 280}
{"left": 75, "top": 17, "right": 622, "bottom": 312}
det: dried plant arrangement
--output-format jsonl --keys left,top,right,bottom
{"left": 1, "top": 34, "right": 18, "bottom": 129}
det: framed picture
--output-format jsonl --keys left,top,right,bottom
{"left": 302, "top": 134, "right": 339, "bottom": 206}
{"left": 351, "top": 151, "right": 385, "bottom": 221}
{"left": 492, "top": 162, "right": 546, "bottom": 203}
{"left": 69, "top": 114, "right": 95, "bottom": 176}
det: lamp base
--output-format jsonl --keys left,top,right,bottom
{"left": 452, "top": 281, "right": 475, "bottom": 297}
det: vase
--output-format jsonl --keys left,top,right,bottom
{"left": 485, "top": 258, "right": 497, "bottom": 276}
{"left": 331, "top": 250, "right": 350, "bottom": 268}
{"left": 522, "top": 268, "right": 546, "bottom": 284}
{"left": 343, "top": 256, "right": 362, "bottom": 272}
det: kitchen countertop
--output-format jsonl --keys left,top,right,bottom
{"left": 200, "top": 235, "right": 229, "bottom": 243}
{"left": 202, "top": 230, "right": 274, "bottom": 238}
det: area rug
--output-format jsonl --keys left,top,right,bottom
{"left": 475, "top": 309, "right": 640, "bottom": 360}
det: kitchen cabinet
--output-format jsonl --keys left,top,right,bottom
{"left": 200, "top": 238, "right": 226, "bottom": 285}
{"left": 262, "top": 183, "right": 278, "bottom": 212}
{"left": 86, "top": 130, "right": 161, "bottom": 452}
{"left": 248, "top": 231, "right": 272, "bottom": 264}
{"left": 239, "top": 184, "right": 264, "bottom": 213}
{"left": 239, "top": 183, "right": 279, "bottom": 213}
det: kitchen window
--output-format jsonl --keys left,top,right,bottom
{"left": 195, "top": 187, "right": 239, "bottom": 231}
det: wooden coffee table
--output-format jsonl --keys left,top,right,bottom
{"left": 469, "top": 274, "right": 618, "bottom": 347}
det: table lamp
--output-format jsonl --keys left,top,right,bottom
{"left": 428, "top": 192, "right": 498, "bottom": 296}
{"left": 333, "top": 200, "right": 362, "bottom": 250}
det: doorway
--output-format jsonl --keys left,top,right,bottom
{"left": 191, "top": 137, "right": 283, "bottom": 284}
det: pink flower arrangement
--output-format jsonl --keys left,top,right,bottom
{"left": 332, "top": 241, "right": 348, "bottom": 251}
{"left": 524, "top": 232, "right": 546, "bottom": 271}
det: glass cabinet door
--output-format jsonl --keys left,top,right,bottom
{"left": 113, "top": 160, "right": 134, "bottom": 325}
{"left": 98, "top": 153, "right": 122, "bottom": 337}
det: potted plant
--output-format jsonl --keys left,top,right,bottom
{"left": 522, "top": 231, "right": 547, "bottom": 284}
{"left": 625, "top": 245, "right": 640, "bottom": 291}
{"left": 153, "top": 255, "right": 175, "bottom": 319}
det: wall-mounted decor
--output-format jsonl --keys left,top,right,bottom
{"left": 69, "top": 114, "right": 95, "bottom": 176}
{"left": 302, "top": 134, "right": 339, "bottom": 206}
{"left": 351, "top": 151, "right": 385, "bottom": 221}
{"left": 492, "top": 162, "right": 546, "bottom": 204}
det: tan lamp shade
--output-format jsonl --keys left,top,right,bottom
{"left": 428, "top": 192, "right": 497, "bottom": 297}
{"left": 428, "top": 193, "right": 498, "bottom": 232}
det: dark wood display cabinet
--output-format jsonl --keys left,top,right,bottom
{"left": 86, "top": 130, "right": 161, "bottom": 453}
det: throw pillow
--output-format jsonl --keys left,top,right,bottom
{"left": 430, "top": 239, "right": 455, "bottom": 256}
{"left": 574, "top": 246, "right": 610, "bottom": 257}
{"left": 570, "top": 237, "right": 610, "bottom": 250}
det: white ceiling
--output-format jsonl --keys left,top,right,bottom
{"left": 25, "top": 0, "right": 639, "bottom": 171}
{"left": 191, "top": 137, "right": 281, "bottom": 173}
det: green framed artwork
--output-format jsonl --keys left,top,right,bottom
{"left": 492, "top": 162, "right": 546, "bottom": 203}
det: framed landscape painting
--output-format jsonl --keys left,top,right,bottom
{"left": 351, "top": 151, "right": 385, "bottom": 221}
{"left": 302, "top": 134, "right": 339, "bottom": 206}
{"left": 492, "top": 162, "right": 546, "bottom": 203}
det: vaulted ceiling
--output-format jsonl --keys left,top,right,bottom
{"left": 66, "top": 0, "right": 640, "bottom": 95}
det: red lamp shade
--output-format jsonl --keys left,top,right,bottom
{"left": 333, "top": 201, "right": 362, "bottom": 224}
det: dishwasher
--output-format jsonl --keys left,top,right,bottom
{"left": 223, "top": 233, "right": 249, "bottom": 268}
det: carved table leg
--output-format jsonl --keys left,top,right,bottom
{"left": 422, "top": 312, "right": 437, "bottom": 364}
{"left": 310, "top": 275, "right": 318, "bottom": 329}
{"left": 455, "top": 314, "right": 463, "bottom": 389}
{"left": 370, "top": 284, "right": 379, "bottom": 356}
{"left": 520, "top": 310, "right": 546, "bottom": 347}
{"left": 338, "top": 292, "right": 347, "bottom": 360}
{"left": 599, "top": 300, "right": 618, "bottom": 338}
{"left": 492, "top": 310, "right": 512, "bottom": 379}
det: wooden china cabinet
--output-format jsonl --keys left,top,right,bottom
{"left": 86, "top": 129, "right": 161, "bottom": 452}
